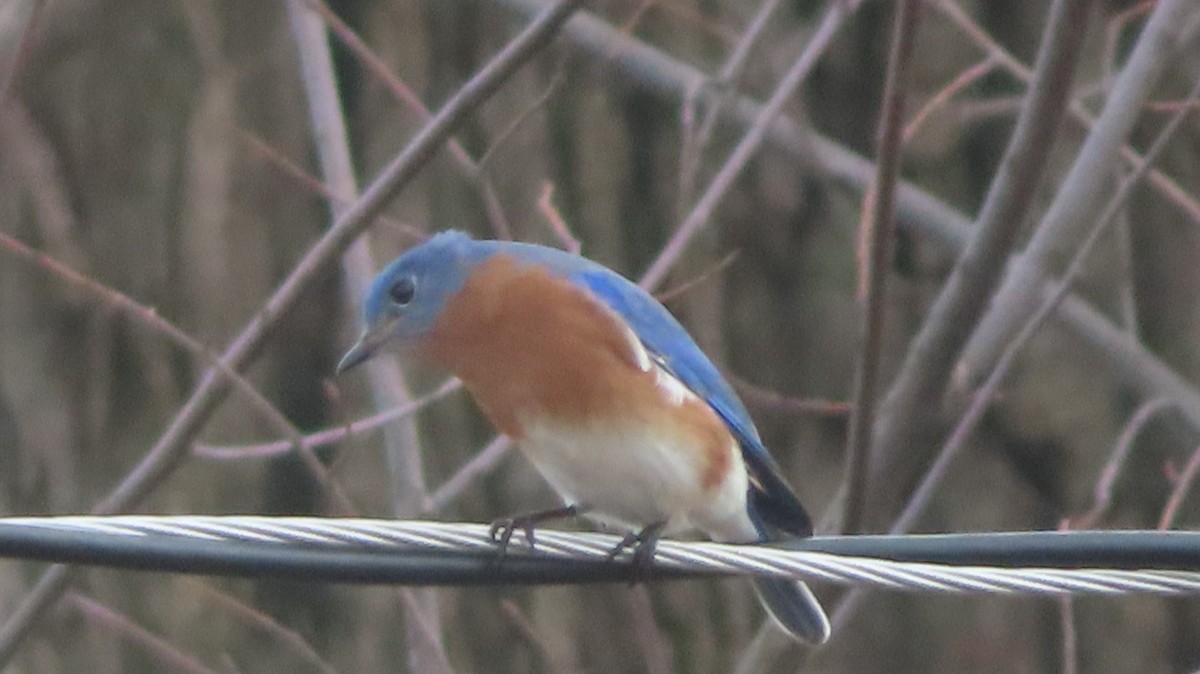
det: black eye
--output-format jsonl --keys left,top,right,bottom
{"left": 389, "top": 277, "right": 416, "bottom": 305}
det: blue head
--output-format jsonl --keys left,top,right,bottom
{"left": 337, "top": 230, "right": 481, "bottom": 372}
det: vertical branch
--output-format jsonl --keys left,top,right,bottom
{"left": 857, "top": 0, "right": 1092, "bottom": 527}
{"left": 840, "top": 0, "right": 922, "bottom": 535}
{"left": 285, "top": 3, "right": 451, "bottom": 672}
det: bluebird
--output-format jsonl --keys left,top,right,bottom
{"left": 337, "top": 230, "right": 830, "bottom": 644}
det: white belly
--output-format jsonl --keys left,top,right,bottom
{"left": 517, "top": 417, "right": 757, "bottom": 542}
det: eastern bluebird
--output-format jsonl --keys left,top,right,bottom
{"left": 338, "top": 230, "right": 830, "bottom": 644}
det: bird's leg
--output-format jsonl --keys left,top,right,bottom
{"left": 489, "top": 504, "right": 583, "bottom": 555}
{"left": 606, "top": 521, "right": 667, "bottom": 580}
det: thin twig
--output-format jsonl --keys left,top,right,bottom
{"left": 188, "top": 581, "right": 338, "bottom": 674}
{"left": 537, "top": 182, "right": 581, "bottom": 253}
{"left": 477, "top": 61, "right": 569, "bottom": 173}
{"left": 1160, "top": 445, "right": 1200, "bottom": 530}
{"left": 192, "top": 379, "right": 462, "bottom": 461}
{"left": 935, "top": 0, "right": 1200, "bottom": 232}
{"left": 240, "top": 133, "right": 420, "bottom": 240}
{"left": 655, "top": 249, "right": 739, "bottom": 305}
{"left": 1059, "top": 595, "right": 1078, "bottom": 674}
{"left": 499, "top": 601, "right": 580, "bottom": 674}
{"left": 303, "top": 0, "right": 513, "bottom": 239}
{"left": 638, "top": 0, "right": 863, "bottom": 290}
{"left": 902, "top": 56, "right": 996, "bottom": 141}
{"left": 729, "top": 375, "right": 850, "bottom": 417}
{"left": 65, "top": 593, "right": 221, "bottom": 674}
{"left": 678, "top": 0, "right": 786, "bottom": 213}
{"left": 0, "top": 234, "right": 282, "bottom": 437}
{"left": 841, "top": 0, "right": 923, "bottom": 535}
{"left": 0, "top": 0, "right": 585, "bottom": 663}
{"left": 1074, "top": 398, "right": 1177, "bottom": 529}
{"left": 0, "top": 233, "right": 360, "bottom": 513}
{"left": 426, "top": 435, "right": 514, "bottom": 513}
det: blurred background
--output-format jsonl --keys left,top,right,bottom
{"left": 1, "top": 0, "right": 1199, "bottom": 672}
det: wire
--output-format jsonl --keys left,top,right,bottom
{"left": 0, "top": 516, "right": 1198, "bottom": 595}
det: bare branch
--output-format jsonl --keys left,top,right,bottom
{"left": 65, "top": 593, "right": 221, "bottom": 674}
{"left": 859, "top": 0, "right": 1092, "bottom": 528}
{"left": 842, "top": 0, "right": 923, "bottom": 535}
{"left": 956, "top": 0, "right": 1197, "bottom": 382}
{"left": 639, "top": 0, "right": 863, "bottom": 290}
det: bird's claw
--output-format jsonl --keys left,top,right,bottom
{"left": 488, "top": 504, "right": 582, "bottom": 561}
{"left": 606, "top": 522, "right": 666, "bottom": 583}
{"left": 489, "top": 516, "right": 537, "bottom": 555}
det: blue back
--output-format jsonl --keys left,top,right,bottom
{"left": 467, "top": 235, "right": 813, "bottom": 538}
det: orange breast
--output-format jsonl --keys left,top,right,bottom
{"left": 421, "top": 255, "right": 734, "bottom": 492}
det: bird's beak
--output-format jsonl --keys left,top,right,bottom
{"left": 336, "top": 318, "right": 398, "bottom": 374}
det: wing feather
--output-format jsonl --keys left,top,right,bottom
{"left": 570, "top": 268, "right": 812, "bottom": 537}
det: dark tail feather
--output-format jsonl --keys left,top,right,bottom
{"left": 753, "top": 576, "right": 831, "bottom": 645}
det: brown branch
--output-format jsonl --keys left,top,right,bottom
{"left": 537, "top": 182, "right": 581, "bottom": 253}
{"left": 1159, "top": 445, "right": 1200, "bottom": 530}
{"left": 239, "top": 132, "right": 420, "bottom": 240}
{"left": 426, "top": 435, "right": 514, "bottom": 513}
{"left": 902, "top": 56, "right": 996, "bottom": 141}
{"left": 655, "top": 249, "right": 739, "bottom": 305}
{"left": 1073, "top": 398, "right": 1177, "bottom": 529}
{"left": 65, "top": 593, "right": 221, "bottom": 674}
{"left": 188, "top": 581, "right": 338, "bottom": 674}
{"left": 841, "top": 0, "right": 923, "bottom": 535}
{"left": 729, "top": 375, "right": 850, "bottom": 418}
{"left": 192, "top": 378, "right": 462, "bottom": 461}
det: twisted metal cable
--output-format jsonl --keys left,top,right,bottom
{"left": 2, "top": 516, "right": 1200, "bottom": 596}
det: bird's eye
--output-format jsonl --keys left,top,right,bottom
{"left": 389, "top": 277, "right": 416, "bottom": 306}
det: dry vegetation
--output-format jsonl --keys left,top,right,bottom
{"left": 1, "top": 0, "right": 1200, "bottom": 672}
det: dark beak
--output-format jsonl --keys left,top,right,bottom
{"left": 336, "top": 338, "right": 374, "bottom": 374}
{"left": 336, "top": 318, "right": 398, "bottom": 374}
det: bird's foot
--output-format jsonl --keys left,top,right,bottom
{"left": 489, "top": 504, "right": 582, "bottom": 558}
{"left": 606, "top": 521, "right": 666, "bottom": 582}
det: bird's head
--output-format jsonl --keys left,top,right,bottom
{"left": 337, "top": 230, "right": 478, "bottom": 373}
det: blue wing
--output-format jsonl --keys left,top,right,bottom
{"left": 569, "top": 267, "right": 813, "bottom": 538}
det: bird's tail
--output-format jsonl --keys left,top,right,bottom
{"left": 748, "top": 512, "right": 830, "bottom": 645}
{"left": 751, "top": 575, "right": 831, "bottom": 645}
